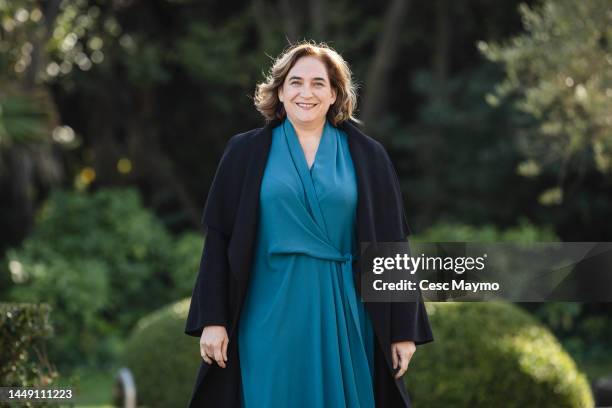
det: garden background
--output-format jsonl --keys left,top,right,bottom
{"left": 1, "top": 0, "right": 611, "bottom": 406}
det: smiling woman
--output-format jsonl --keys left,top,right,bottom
{"left": 277, "top": 57, "right": 337, "bottom": 168}
{"left": 253, "top": 41, "right": 358, "bottom": 127}
{"left": 279, "top": 57, "right": 336, "bottom": 125}
{"left": 185, "top": 40, "right": 434, "bottom": 408}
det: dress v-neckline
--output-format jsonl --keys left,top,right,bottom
{"left": 285, "top": 119, "right": 326, "bottom": 172}
{"left": 306, "top": 136, "right": 322, "bottom": 172}
{"left": 282, "top": 118, "right": 330, "bottom": 235}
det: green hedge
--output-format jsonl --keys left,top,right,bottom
{"left": 414, "top": 217, "right": 558, "bottom": 242}
{"left": 4, "top": 187, "right": 202, "bottom": 368}
{"left": 0, "top": 302, "right": 59, "bottom": 407}
{"left": 408, "top": 302, "right": 594, "bottom": 407}
{"left": 122, "top": 299, "right": 199, "bottom": 408}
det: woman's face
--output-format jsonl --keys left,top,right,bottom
{"left": 278, "top": 56, "right": 337, "bottom": 128}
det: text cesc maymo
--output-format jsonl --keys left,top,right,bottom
{"left": 373, "top": 279, "right": 500, "bottom": 292}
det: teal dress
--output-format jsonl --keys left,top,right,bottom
{"left": 238, "top": 117, "right": 376, "bottom": 407}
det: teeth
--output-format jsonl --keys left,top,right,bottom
{"left": 297, "top": 103, "right": 316, "bottom": 107}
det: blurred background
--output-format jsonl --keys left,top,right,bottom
{"left": 1, "top": 0, "right": 611, "bottom": 406}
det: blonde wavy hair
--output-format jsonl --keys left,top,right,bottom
{"left": 254, "top": 40, "right": 360, "bottom": 127}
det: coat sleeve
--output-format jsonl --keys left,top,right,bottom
{"left": 184, "top": 225, "right": 229, "bottom": 337}
{"left": 184, "top": 134, "right": 246, "bottom": 338}
{"left": 390, "top": 299, "right": 434, "bottom": 345}
{"left": 390, "top": 236, "right": 434, "bottom": 345}
{"left": 199, "top": 133, "right": 245, "bottom": 237}
{"left": 379, "top": 142, "right": 434, "bottom": 345}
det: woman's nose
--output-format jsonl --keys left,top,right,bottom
{"left": 300, "top": 85, "right": 314, "bottom": 97}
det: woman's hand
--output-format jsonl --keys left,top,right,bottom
{"left": 391, "top": 341, "right": 416, "bottom": 379}
{"left": 200, "top": 325, "right": 229, "bottom": 368}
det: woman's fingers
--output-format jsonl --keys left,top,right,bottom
{"left": 200, "top": 343, "right": 213, "bottom": 364}
{"left": 391, "top": 344, "right": 399, "bottom": 370}
{"left": 392, "top": 341, "right": 416, "bottom": 379}
{"left": 200, "top": 326, "right": 229, "bottom": 367}
{"left": 214, "top": 344, "right": 226, "bottom": 368}
{"left": 393, "top": 350, "right": 403, "bottom": 379}
{"left": 201, "top": 340, "right": 226, "bottom": 368}
{"left": 395, "top": 352, "right": 409, "bottom": 379}
{"left": 222, "top": 336, "right": 229, "bottom": 362}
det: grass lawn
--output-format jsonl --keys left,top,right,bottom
{"left": 56, "top": 365, "right": 117, "bottom": 408}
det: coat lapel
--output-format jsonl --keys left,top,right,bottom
{"left": 226, "top": 120, "right": 274, "bottom": 335}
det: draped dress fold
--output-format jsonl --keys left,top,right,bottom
{"left": 238, "top": 117, "right": 376, "bottom": 407}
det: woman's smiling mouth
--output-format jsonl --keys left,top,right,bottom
{"left": 296, "top": 102, "right": 318, "bottom": 110}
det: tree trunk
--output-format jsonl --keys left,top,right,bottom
{"left": 361, "top": 0, "right": 411, "bottom": 130}
{"left": 419, "top": 0, "right": 450, "bottom": 223}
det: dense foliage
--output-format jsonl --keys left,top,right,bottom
{"left": 1, "top": 0, "right": 610, "bottom": 247}
{"left": 4, "top": 188, "right": 201, "bottom": 368}
{"left": 481, "top": 0, "right": 612, "bottom": 184}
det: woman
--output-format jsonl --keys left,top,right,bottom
{"left": 185, "top": 40, "right": 433, "bottom": 408}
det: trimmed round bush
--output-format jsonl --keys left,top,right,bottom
{"left": 408, "top": 302, "right": 594, "bottom": 407}
{"left": 123, "top": 298, "right": 200, "bottom": 408}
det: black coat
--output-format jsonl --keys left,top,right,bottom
{"left": 184, "top": 117, "right": 434, "bottom": 407}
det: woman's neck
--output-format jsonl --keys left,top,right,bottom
{"left": 289, "top": 117, "right": 325, "bottom": 140}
